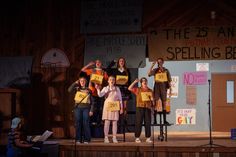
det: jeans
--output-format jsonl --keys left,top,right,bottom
{"left": 74, "top": 107, "right": 91, "bottom": 142}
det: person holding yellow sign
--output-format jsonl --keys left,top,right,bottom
{"left": 95, "top": 76, "right": 123, "bottom": 143}
{"left": 106, "top": 57, "right": 131, "bottom": 116}
{"left": 128, "top": 78, "right": 154, "bottom": 143}
{"left": 82, "top": 60, "right": 108, "bottom": 128}
{"left": 68, "top": 77, "right": 94, "bottom": 144}
{"left": 148, "top": 58, "right": 172, "bottom": 125}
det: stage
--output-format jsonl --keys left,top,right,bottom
{"left": 58, "top": 132, "right": 236, "bottom": 157}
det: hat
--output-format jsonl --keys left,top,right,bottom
{"left": 11, "top": 117, "right": 21, "bottom": 129}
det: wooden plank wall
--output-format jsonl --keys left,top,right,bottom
{"left": 0, "top": 0, "right": 235, "bottom": 140}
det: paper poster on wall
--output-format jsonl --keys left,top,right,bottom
{"left": 183, "top": 71, "right": 207, "bottom": 85}
{"left": 167, "top": 76, "right": 179, "bottom": 98}
{"left": 186, "top": 85, "right": 197, "bottom": 105}
{"left": 196, "top": 63, "right": 209, "bottom": 71}
{"left": 84, "top": 34, "right": 146, "bottom": 68}
{"left": 176, "top": 109, "right": 196, "bottom": 125}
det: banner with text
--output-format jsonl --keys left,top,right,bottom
{"left": 80, "top": 0, "right": 143, "bottom": 33}
{"left": 148, "top": 26, "right": 236, "bottom": 61}
{"left": 84, "top": 34, "right": 146, "bottom": 68}
{"left": 176, "top": 109, "right": 196, "bottom": 125}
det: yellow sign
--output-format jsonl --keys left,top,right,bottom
{"left": 74, "top": 91, "right": 89, "bottom": 103}
{"left": 141, "top": 92, "right": 153, "bottom": 101}
{"left": 107, "top": 101, "right": 120, "bottom": 111}
{"left": 116, "top": 75, "right": 128, "bottom": 85}
{"left": 155, "top": 72, "right": 167, "bottom": 82}
{"left": 166, "top": 98, "right": 171, "bottom": 113}
{"left": 90, "top": 74, "right": 104, "bottom": 85}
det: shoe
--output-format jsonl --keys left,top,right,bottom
{"left": 104, "top": 137, "right": 109, "bottom": 143}
{"left": 112, "top": 137, "right": 118, "bottom": 143}
{"left": 84, "top": 142, "right": 89, "bottom": 144}
{"left": 76, "top": 141, "right": 81, "bottom": 144}
{"left": 135, "top": 138, "right": 141, "bottom": 143}
{"left": 146, "top": 138, "right": 152, "bottom": 143}
{"left": 164, "top": 121, "right": 170, "bottom": 125}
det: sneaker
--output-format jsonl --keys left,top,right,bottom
{"left": 84, "top": 142, "right": 89, "bottom": 144}
{"left": 112, "top": 137, "right": 118, "bottom": 143}
{"left": 146, "top": 138, "right": 152, "bottom": 143}
{"left": 76, "top": 141, "right": 81, "bottom": 144}
{"left": 104, "top": 137, "right": 109, "bottom": 143}
{"left": 135, "top": 138, "right": 141, "bottom": 143}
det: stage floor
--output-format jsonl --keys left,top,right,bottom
{"left": 58, "top": 131, "right": 235, "bottom": 147}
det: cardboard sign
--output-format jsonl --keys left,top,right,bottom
{"left": 116, "top": 75, "right": 128, "bottom": 85}
{"left": 155, "top": 99, "right": 163, "bottom": 112}
{"left": 141, "top": 92, "right": 153, "bottom": 101}
{"left": 155, "top": 72, "right": 167, "bottom": 82}
{"left": 74, "top": 91, "right": 89, "bottom": 103}
{"left": 166, "top": 98, "right": 171, "bottom": 113}
{"left": 107, "top": 101, "right": 120, "bottom": 111}
{"left": 90, "top": 74, "right": 104, "bottom": 85}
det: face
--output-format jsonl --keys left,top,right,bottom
{"left": 157, "top": 58, "right": 164, "bottom": 67}
{"left": 108, "top": 76, "right": 115, "bottom": 86}
{"left": 141, "top": 79, "right": 148, "bottom": 87}
{"left": 118, "top": 58, "right": 125, "bottom": 67}
{"left": 79, "top": 78, "right": 87, "bottom": 87}
{"left": 95, "top": 60, "right": 102, "bottom": 68}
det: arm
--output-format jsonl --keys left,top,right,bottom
{"left": 95, "top": 85, "right": 107, "bottom": 97}
{"left": 148, "top": 62, "right": 156, "bottom": 77}
{"left": 68, "top": 81, "right": 78, "bottom": 93}
{"left": 81, "top": 61, "right": 95, "bottom": 72}
{"left": 89, "top": 93, "right": 94, "bottom": 116}
{"left": 128, "top": 78, "right": 139, "bottom": 91}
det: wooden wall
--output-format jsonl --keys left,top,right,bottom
{"left": 0, "top": 0, "right": 235, "bottom": 140}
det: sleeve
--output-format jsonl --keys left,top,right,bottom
{"left": 148, "top": 68, "right": 157, "bottom": 76}
{"left": 166, "top": 69, "right": 172, "bottom": 83}
{"left": 130, "top": 87, "right": 139, "bottom": 95}
{"left": 83, "top": 69, "right": 93, "bottom": 76}
{"left": 97, "top": 86, "right": 108, "bottom": 97}
{"left": 68, "top": 82, "right": 77, "bottom": 93}
{"left": 89, "top": 95, "right": 95, "bottom": 112}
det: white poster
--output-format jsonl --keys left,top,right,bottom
{"left": 84, "top": 34, "right": 146, "bottom": 68}
{"left": 176, "top": 109, "right": 196, "bottom": 125}
{"left": 80, "top": 0, "right": 143, "bottom": 33}
{"left": 167, "top": 76, "right": 179, "bottom": 98}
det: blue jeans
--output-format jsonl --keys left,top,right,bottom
{"left": 74, "top": 107, "right": 91, "bottom": 142}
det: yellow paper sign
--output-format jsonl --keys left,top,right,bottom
{"left": 90, "top": 74, "right": 104, "bottom": 85}
{"left": 74, "top": 91, "right": 89, "bottom": 103}
{"left": 166, "top": 98, "right": 171, "bottom": 113}
{"left": 107, "top": 101, "right": 120, "bottom": 111}
{"left": 116, "top": 75, "right": 128, "bottom": 85}
{"left": 141, "top": 92, "right": 153, "bottom": 101}
{"left": 155, "top": 72, "right": 167, "bottom": 82}
{"left": 155, "top": 99, "right": 163, "bottom": 112}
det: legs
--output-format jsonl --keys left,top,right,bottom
{"left": 104, "top": 120, "right": 118, "bottom": 143}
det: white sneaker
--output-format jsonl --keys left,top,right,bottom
{"left": 135, "top": 138, "right": 141, "bottom": 143}
{"left": 84, "top": 142, "right": 89, "bottom": 144}
{"left": 104, "top": 137, "right": 109, "bottom": 143}
{"left": 113, "top": 137, "right": 118, "bottom": 143}
{"left": 146, "top": 138, "right": 152, "bottom": 143}
{"left": 76, "top": 141, "right": 81, "bottom": 144}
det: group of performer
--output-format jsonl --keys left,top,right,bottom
{"left": 68, "top": 57, "right": 172, "bottom": 144}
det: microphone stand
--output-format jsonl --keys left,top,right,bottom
{"left": 200, "top": 80, "right": 224, "bottom": 147}
{"left": 148, "top": 96, "right": 155, "bottom": 157}
{"left": 73, "top": 92, "right": 91, "bottom": 157}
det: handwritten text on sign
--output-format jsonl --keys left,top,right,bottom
{"left": 183, "top": 71, "right": 207, "bottom": 85}
{"left": 176, "top": 109, "right": 196, "bottom": 125}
